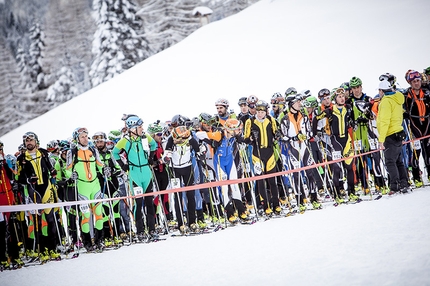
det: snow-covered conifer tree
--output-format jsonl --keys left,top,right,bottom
{"left": 89, "top": 0, "right": 151, "bottom": 87}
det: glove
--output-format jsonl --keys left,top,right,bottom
{"left": 27, "top": 176, "right": 38, "bottom": 184}
{"left": 50, "top": 169, "right": 57, "bottom": 178}
{"left": 252, "top": 130, "right": 259, "bottom": 141}
{"left": 297, "top": 133, "right": 307, "bottom": 141}
{"left": 116, "top": 159, "right": 129, "bottom": 172}
{"left": 70, "top": 171, "right": 78, "bottom": 181}
{"left": 148, "top": 156, "right": 154, "bottom": 166}
{"left": 12, "top": 183, "right": 19, "bottom": 195}
{"left": 357, "top": 117, "right": 368, "bottom": 124}
{"left": 162, "top": 151, "right": 172, "bottom": 164}
{"left": 274, "top": 130, "right": 282, "bottom": 140}
{"left": 103, "top": 166, "right": 112, "bottom": 178}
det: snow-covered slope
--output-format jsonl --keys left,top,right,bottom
{"left": 2, "top": 189, "right": 430, "bottom": 286}
{"left": 2, "top": 0, "right": 429, "bottom": 154}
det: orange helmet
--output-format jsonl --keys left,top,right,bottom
{"left": 171, "top": 126, "right": 191, "bottom": 140}
{"left": 225, "top": 118, "right": 243, "bottom": 132}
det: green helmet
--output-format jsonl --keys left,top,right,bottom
{"left": 349, "top": 76, "right": 362, "bottom": 88}
{"left": 303, "top": 96, "right": 318, "bottom": 108}
{"left": 147, "top": 121, "right": 163, "bottom": 134}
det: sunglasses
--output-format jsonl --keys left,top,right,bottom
{"left": 248, "top": 104, "right": 256, "bottom": 109}
{"left": 155, "top": 132, "right": 163, "bottom": 137}
{"left": 408, "top": 71, "right": 421, "bottom": 82}
{"left": 318, "top": 89, "right": 330, "bottom": 98}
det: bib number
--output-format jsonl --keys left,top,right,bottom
{"left": 170, "top": 178, "right": 181, "bottom": 189}
{"left": 133, "top": 186, "right": 143, "bottom": 195}
{"left": 369, "top": 138, "right": 376, "bottom": 150}
{"left": 332, "top": 151, "right": 342, "bottom": 161}
{"left": 354, "top": 140, "right": 362, "bottom": 151}
{"left": 80, "top": 204, "right": 90, "bottom": 214}
{"left": 254, "top": 162, "right": 263, "bottom": 175}
{"left": 413, "top": 140, "right": 421, "bottom": 150}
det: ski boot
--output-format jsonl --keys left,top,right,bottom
{"left": 137, "top": 232, "right": 148, "bottom": 243}
{"left": 415, "top": 180, "right": 423, "bottom": 188}
{"left": 1, "top": 260, "right": 10, "bottom": 271}
{"left": 189, "top": 223, "right": 200, "bottom": 234}
{"left": 197, "top": 220, "right": 207, "bottom": 229}
{"left": 228, "top": 214, "right": 239, "bottom": 224}
{"left": 40, "top": 249, "right": 50, "bottom": 264}
{"left": 265, "top": 207, "right": 273, "bottom": 217}
{"left": 312, "top": 201, "right": 322, "bottom": 209}
{"left": 179, "top": 225, "right": 189, "bottom": 235}
{"left": 26, "top": 249, "right": 39, "bottom": 261}
{"left": 274, "top": 206, "right": 282, "bottom": 216}
{"left": 299, "top": 204, "right": 307, "bottom": 214}
{"left": 349, "top": 193, "right": 360, "bottom": 203}
{"left": 49, "top": 250, "right": 61, "bottom": 261}
{"left": 148, "top": 230, "right": 160, "bottom": 241}
{"left": 12, "top": 258, "right": 25, "bottom": 269}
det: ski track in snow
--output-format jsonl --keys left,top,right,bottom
{"left": 1, "top": 188, "right": 430, "bottom": 286}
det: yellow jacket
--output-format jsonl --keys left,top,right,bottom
{"left": 376, "top": 91, "right": 404, "bottom": 142}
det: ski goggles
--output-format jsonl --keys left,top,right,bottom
{"left": 77, "top": 127, "right": 88, "bottom": 135}
{"left": 318, "top": 88, "right": 330, "bottom": 98}
{"left": 248, "top": 104, "right": 256, "bottom": 109}
{"left": 155, "top": 132, "right": 163, "bottom": 137}
{"left": 256, "top": 106, "right": 267, "bottom": 111}
{"left": 92, "top": 134, "right": 106, "bottom": 142}
{"left": 407, "top": 71, "right": 421, "bottom": 82}
{"left": 23, "top": 132, "right": 37, "bottom": 141}
{"left": 334, "top": 88, "right": 346, "bottom": 95}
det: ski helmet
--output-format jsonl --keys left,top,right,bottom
{"left": 424, "top": 67, "right": 430, "bottom": 76}
{"left": 224, "top": 118, "right": 243, "bottom": 132}
{"left": 271, "top": 92, "right": 284, "bottom": 105}
{"left": 215, "top": 98, "right": 229, "bottom": 108}
{"left": 147, "top": 121, "right": 163, "bottom": 135}
{"left": 318, "top": 88, "right": 331, "bottom": 99}
{"left": 331, "top": 87, "right": 346, "bottom": 102}
{"left": 349, "top": 77, "right": 362, "bottom": 88}
{"left": 339, "top": 82, "right": 350, "bottom": 91}
{"left": 198, "top": 113, "right": 216, "bottom": 125}
{"left": 247, "top": 95, "right": 259, "bottom": 107}
{"left": 72, "top": 127, "right": 88, "bottom": 142}
{"left": 125, "top": 116, "right": 143, "bottom": 129}
{"left": 171, "top": 114, "right": 190, "bottom": 128}
{"left": 22, "top": 131, "right": 39, "bottom": 144}
{"left": 303, "top": 96, "right": 318, "bottom": 109}
{"left": 46, "top": 140, "right": 59, "bottom": 152}
{"left": 285, "top": 87, "right": 297, "bottom": 97}
{"left": 58, "top": 140, "right": 71, "bottom": 152}
{"left": 171, "top": 126, "right": 191, "bottom": 140}
{"left": 92, "top": 131, "right": 107, "bottom": 142}
{"left": 255, "top": 100, "right": 269, "bottom": 111}
{"left": 379, "top": 73, "right": 396, "bottom": 86}
{"left": 238, "top": 97, "right": 248, "bottom": 106}
{"left": 108, "top": 130, "right": 122, "bottom": 142}
{"left": 405, "top": 70, "right": 421, "bottom": 83}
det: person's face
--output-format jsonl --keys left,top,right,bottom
{"left": 322, "top": 95, "right": 331, "bottom": 107}
{"left": 25, "top": 138, "right": 36, "bottom": 151}
{"left": 61, "top": 150, "right": 67, "bottom": 160}
{"left": 248, "top": 104, "right": 257, "bottom": 115}
{"left": 351, "top": 86, "right": 362, "bottom": 98}
{"left": 95, "top": 139, "right": 106, "bottom": 150}
{"left": 78, "top": 132, "right": 89, "bottom": 146}
{"left": 411, "top": 78, "right": 422, "bottom": 90}
{"left": 272, "top": 104, "right": 279, "bottom": 112}
{"left": 335, "top": 93, "right": 346, "bottom": 105}
{"left": 306, "top": 107, "right": 314, "bottom": 114}
{"left": 216, "top": 105, "right": 227, "bottom": 117}
{"left": 240, "top": 103, "right": 248, "bottom": 114}
{"left": 153, "top": 132, "right": 162, "bottom": 143}
{"left": 256, "top": 110, "right": 266, "bottom": 120}
{"left": 292, "top": 100, "right": 301, "bottom": 111}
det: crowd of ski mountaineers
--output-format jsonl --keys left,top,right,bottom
{"left": 0, "top": 67, "right": 429, "bottom": 269}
